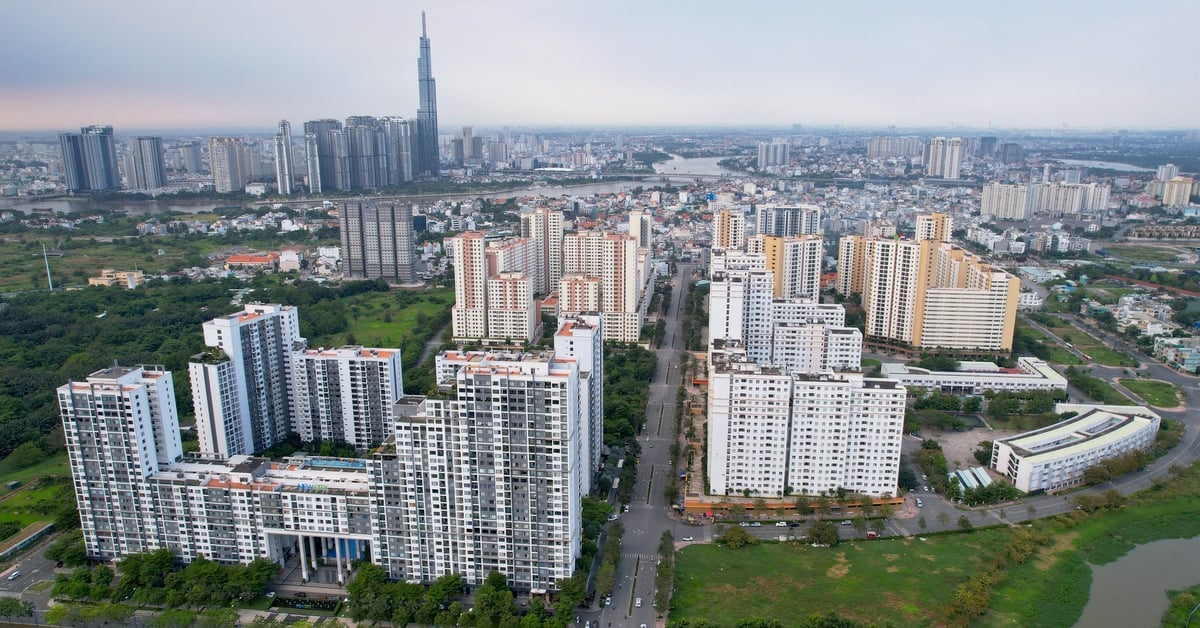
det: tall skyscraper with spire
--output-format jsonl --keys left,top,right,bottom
{"left": 273, "top": 120, "right": 294, "bottom": 195}
{"left": 416, "top": 12, "right": 440, "bottom": 177}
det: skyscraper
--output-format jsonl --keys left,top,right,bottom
{"left": 519, "top": 208, "right": 565, "bottom": 295}
{"left": 416, "top": 12, "right": 440, "bottom": 177}
{"left": 340, "top": 202, "right": 416, "bottom": 283}
{"left": 59, "top": 125, "right": 121, "bottom": 192}
{"left": 127, "top": 136, "right": 167, "bottom": 191}
{"left": 274, "top": 120, "right": 294, "bottom": 195}
{"left": 925, "top": 137, "right": 962, "bottom": 179}
{"left": 209, "top": 137, "right": 249, "bottom": 193}
{"left": 304, "top": 119, "right": 341, "bottom": 194}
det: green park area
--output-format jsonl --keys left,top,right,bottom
{"left": 1118, "top": 378, "right": 1183, "bottom": 408}
{"left": 673, "top": 461, "right": 1200, "bottom": 628}
{"left": 1053, "top": 323, "right": 1139, "bottom": 368}
{"left": 1013, "top": 321, "right": 1083, "bottom": 366}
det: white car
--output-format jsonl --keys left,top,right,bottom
{"left": 682, "top": 535, "right": 694, "bottom": 541}
{"left": 775, "top": 521, "right": 788, "bottom": 527}
{"left": 607, "top": 514, "right": 619, "bottom": 521}
{"left": 635, "top": 597, "right": 643, "bottom": 608}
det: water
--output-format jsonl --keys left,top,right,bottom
{"left": 1056, "top": 159, "right": 1155, "bottom": 173}
{"left": 0, "top": 198, "right": 226, "bottom": 216}
{"left": 653, "top": 154, "right": 736, "bottom": 177}
{"left": 1075, "top": 537, "right": 1200, "bottom": 627}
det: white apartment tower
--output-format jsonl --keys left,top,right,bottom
{"left": 190, "top": 304, "right": 302, "bottom": 458}
{"left": 274, "top": 120, "right": 294, "bottom": 195}
{"left": 756, "top": 204, "right": 822, "bottom": 237}
{"left": 628, "top": 209, "right": 653, "bottom": 249}
{"left": 289, "top": 346, "right": 404, "bottom": 451}
{"left": 519, "top": 208, "right": 564, "bottom": 296}
{"left": 706, "top": 351, "right": 905, "bottom": 498}
{"left": 914, "top": 212, "right": 952, "bottom": 243}
{"left": 377, "top": 348, "right": 584, "bottom": 590}
{"left": 209, "top": 137, "right": 249, "bottom": 193}
{"left": 487, "top": 271, "right": 538, "bottom": 344}
{"left": 982, "top": 183, "right": 1034, "bottom": 219}
{"left": 59, "top": 366, "right": 183, "bottom": 558}
{"left": 926, "top": 137, "right": 962, "bottom": 179}
{"left": 554, "top": 316, "right": 604, "bottom": 495}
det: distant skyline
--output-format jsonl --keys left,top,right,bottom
{"left": 3, "top": 0, "right": 1199, "bottom": 133}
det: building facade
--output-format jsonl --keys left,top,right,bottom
{"left": 289, "top": 346, "right": 404, "bottom": 451}
{"left": 340, "top": 202, "right": 416, "bottom": 283}
{"left": 209, "top": 137, "right": 249, "bottom": 193}
{"left": 60, "top": 125, "right": 121, "bottom": 192}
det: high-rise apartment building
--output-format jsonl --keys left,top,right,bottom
{"left": 554, "top": 316, "right": 604, "bottom": 495}
{"left": 415, "top": 12, "right": 440, "bottom": 177}
{"left": 1157, "top": 164, "right": 1180, "bottom": 182}
{"left": 926, "top": 137, "right": 962, "bottom": 179}
{"left": 450, "top": 232, "right": 489, "bottom": 340}
{"left": 209, "top": 137, "right": 249, "bottom": 193}
{"left": 60, "top": 125, "right": 121, "bottom": 192}
{"left": 59, "top": 366, "right": 183, "bottom": 558}
{"left": 486, "top": 271, "right": 538, "bottom": 344}
{"left": 189, "top": 304, "right": 302, "bottom": 458}
{"left": 914, "top": 212, "right": 952, "bottom": 243}
{"left": 1163, "top": 176, "right": 1194, "bottom": 206}
{"left": 747, "top": 234, "right": 823, "bottom": 299}
{"left": 867, "top": 136, "right": 922, "bottom": 159}
{"left": 757, "top": 140, "right": 790, "bottom": 169}
{"left": 561, "top": 231, "right": 647, "bottom": 342}
{"left": 123, "top": 136, "right": 167, "bottom": 191}
{"left": 706, "top": 349, "right": 904, "bottom": 498}
{"left": 837, "top": 233, "right": 1019, "bottom": 351}
{"left": 519, "top": 208, "right": 564, "bottom": 295}
{"left": 340, "top": 202, "right": 416, "bottom": 283}
{"left": 274, "top": 120, "right": 294, "bottom": 195}
{"left": 303, "top": 119, "right": 340, "bottom": 194}
{"left": 756, "top": 204, "right": 822, "bottom": 237}
{"left": 999, "top": 142, "right": 1023, "bottom": 164}
{"left": 628, "top": 209, "right": 652, "bottom": 249}
{"left": 713, "top": 207, "right": 746, "bottom": 249}
{"left": 302, "top": 117, "right": 414, "bottom": 193}
{"left": 982, "top": 183, "right": 1035, "bottom": 219}
{"left": 377, "top": 347, "right": 585, "bottom": 589}
{"left": 290, "top": 346, "right": 403, "bottom": 451}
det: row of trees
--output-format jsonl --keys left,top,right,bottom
{"left": 603, "top": 343, "right": 656, "bottom": 447}
{"left": 594, "top": 521, "right": 624, "bottom": 598}
{"left": 947, "top": 526, "right": 1051, "bottom": 620}
{"left": 52, "top": 548, "right": 279, "bottom": 608}
{"left": 669, "top": 611, "right": 899, "bottom": 627}
{"left": 345, "top": 566, "right": 464, "bottom": 626}
{"left": 654, "top": 531, "right": 674, "bottom": 611}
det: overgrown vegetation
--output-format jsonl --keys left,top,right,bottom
{"left": 1063, "top": 367, "right": 1131, "bottom": 404}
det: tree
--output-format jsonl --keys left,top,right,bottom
{"left": 858, "top": 495, "right": 876, "bottom": 518}
{"left": 918, "top": 516, "right": 927, "bottom": 529}
{"left": 870, "top": 518, "right": 886, "bottom": 534}
{"left": 475, "top": 571, "right": 517, "bottom": 626}
{"left": 720, "top": 525, "right": 755, "bottom": 549}
{"left": 957, "top": 515, "right": 973, "bottom": 530}
{"left": 937, "top": 511, "right": 952, "bottom": 526}
{"left": 961, "top": 396, "right": 982, "bottom": 413}
{"left": 808, "top": 521, "right": 839, "bottom": 546}
{"left": 753, "top": 497, "right": 768, "bottom": 514}
{"left": 595, "top": 561, "right": 616, "bottom": 595}
{"left": 0, "top": 598, "right": 33, "bottom": 617}
{"left": 852, "top": 517, "right": 868, "bottom": 535}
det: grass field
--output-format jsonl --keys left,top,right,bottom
{"left": 673, "top": 529, "right": 1014, "bottom": 626}
{"left": 1103, "top": 244, "right": 1187, "bottom": 263}
{"left": 1058, "top": 326, "right": 1138, "bottom": 368}
{"left": 1016, "top": 324, "right": 1083, "bottom": 365}
{"left": 313, "top": 288, "right": 453, "bottom": 349}
{"left": 1118, "top": 378, "right": 1182, "bottom": 407}
{"left": 0, "top": 454, "right": 70, "bottom": 488}
{"left": 0, "top": 483, "right": 66, "bottom": 528}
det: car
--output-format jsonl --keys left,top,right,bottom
{"left": 635, "top": 597, "right": 643, "bottom": 608}
{"left": 750, "top": 522, "right": 761, "bottom": 527}
{"left": 295, "top": 592, "right": 307, "bottom": 598}
{"left": 739, "top": 521, "right": 750, "bottom": 527}
{"left": 623, "top": 505, "right": 629, "bottom": 512}
{"left": 915, "top": 499, "right": 923, "bottom": 508}
{"left": 607, "top": 514, "right": 619, "bottom": 521}
{"left": 841, "top": 520, "right": 852, "bottom": 526}
{"left": 921, "top": 474, "right": 928, "bottom": 480}
{"left": 866, "top": 531, "right": 879, "bottom": 539}
{"left": 642, "top": 624, "right": 648, "bottom": 628}
{"left": 788, "top": 522, "right": 800, "bottom": 528}
{"left": 682, "top": 535, "right": 694, "bottom": 541}
{"left": 923, "top": 486, "right": 930, "bottom": 492}
{"left": 605, "top": 596, "right": 612, "bottom": 606}
{"left": 266, "top": 592, "right": 276, "bottom": 597}
{"left": 6, "top": 571, "right": 19, "bottom": 581}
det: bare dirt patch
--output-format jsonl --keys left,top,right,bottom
{"left": 826, "top": 552, "right": 850, "bottom": 578}
{"left": 1034, "top": 530, "right": 1080, "bottom": 570}
{"left": 883, "top": 553, "right": 900, "bottom": 561}
{"left": 927, "top": 427, "right": 1023, "bottom": 479}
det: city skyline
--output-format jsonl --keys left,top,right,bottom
{"left": 3, "top": 0, "right": 1199, "bottom": 132}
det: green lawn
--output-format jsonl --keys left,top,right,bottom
{"left": 673, "top": 530, "right": 1013, "bottom": 626}
{"left": 1118, "top": 378, "right": 1182, "bottom": 408}
{"left": 0, "top": 478, "right": 71, "bottom": 528}
{"left": 0, "top": 454, "right": 70, "bottom": 488}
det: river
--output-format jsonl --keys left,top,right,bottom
{"left": 653, "top": 154, "right": 736, "bottom": 177}
{"left": 1056, "top": 159, "right": 1155, "bottom": 173}
{"left": 1075, "top": 536, "right": 1200, "bottom": 627}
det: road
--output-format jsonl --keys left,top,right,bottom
{"left": 581, "top": 264, "right": 693, "bottom": 628}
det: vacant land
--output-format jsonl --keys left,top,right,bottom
{"left": 314, "top": 288, "right": 454, "bottom": 350}
{"left": 1118, "top": 378, "right": 1182, "bottom": 408}
{"left": 1058, "top": 326, "right": 1138, "bottom": 368}
{"left": 1015, "top": 323, "right": 1083, "bottom": 365}
{"left": 673, "top": 529, "right": 1013, "bottom": 626}
{"left": 1103, "top": 244, "right": 1189, "bottom": 264}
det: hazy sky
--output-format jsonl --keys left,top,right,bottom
{"left": 3, "top": 0, "right": 1197, "bottom": 133}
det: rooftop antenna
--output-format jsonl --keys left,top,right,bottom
{"left": 422, "top": 11, "right": 427, "bottom": 36}
{"left": 42, "top": 243, "right": 54, "bottom": 291}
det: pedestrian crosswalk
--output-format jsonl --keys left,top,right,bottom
{"left": 621, "top": 552, "right": 660, "bottom": 562}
